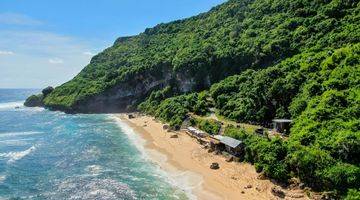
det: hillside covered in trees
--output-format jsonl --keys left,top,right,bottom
{"left": 26, "top": 0, "right": 359, "bottom": 198}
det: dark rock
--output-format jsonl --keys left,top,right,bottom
{"left": 214, "top": 150, "right": 221, "bottom": 155}
{"left": 244, "top": 184, "right": 252, "bottom": 189}
{"left": 271, "top": 186, "right": 285, "bottom": 198}
{"left": 15, "top": 106, "right": 20, "bottom": 109}
{"left": 128, "top": 114, "right": 135, "bottom": 119}
{"left": 163, "top": 125, "right": 169, "bottom": 130}
{"left": 170, "top": 134, "right": 178, "bottom": 138}
{"left": 288, "top": 193, "right": 304, "bottom": 198}
{"left": 289, "top": 178, "right": 300, "bottom": 189}
{"left": 42, "top": 86, "right": 54, "bottom": 96}
{"left": 241, "top": 191, "right": 245, "bottom": 194}
{"left": 226, "top": 156, "right": 234, "bottom": 162}
{"left": 255, "top": 128, "right": 264, "bottom": 135}
{"left": 257, "top": 173, "right": 267, "bottom": 180}
{"left": 210, "top": 162, "right": 219, "bottom": 170}
{"left": 24, "top": 94, "right": 44, "bottom": 107}
{"left": 173, "top": 125, "right": 181, "bottom": 131}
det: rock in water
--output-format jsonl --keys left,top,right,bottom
{"left": 210, "top": 162, "right": 219, "bottom": 170}
{"left": 24, "top": 94, "right": 44, "bottom": 107}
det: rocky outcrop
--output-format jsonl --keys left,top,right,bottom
{"left": 24, "top": 94, "right": 44, "bottom": 107}
{"left": 24, "top": 86, "right": 54, "bottom": 108}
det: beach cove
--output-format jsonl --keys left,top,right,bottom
{"left": 116, "top": 113, "right": 310, "bottom": 200}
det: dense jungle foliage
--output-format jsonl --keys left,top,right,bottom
{"left": 140, "top": 44, "right": 360, "bottom": 197}
{"left": 35, "top": 0, "right": 360, "bottom": 197}
{"left": 44, "top": 0, "right": 359, "bottom": 110}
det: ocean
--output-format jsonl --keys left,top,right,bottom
{"left": 0, "top": 89, "right": 189, "bottom": 200}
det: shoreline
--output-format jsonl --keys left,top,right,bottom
{"left": 115, "top": 113, "right": 310, "bottom": 200}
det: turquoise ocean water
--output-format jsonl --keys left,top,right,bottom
{"left": 0, "top": 89, "right": 189, "bottom": 199}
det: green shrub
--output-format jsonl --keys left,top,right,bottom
{"left": 195, "top": 118, "right": 221, "bottom": 135}
{"left": 345, "top": 189, "right": 360, "bottom": 200}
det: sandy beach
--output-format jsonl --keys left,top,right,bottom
{"left": 116, "top": 114, "right": 310, "bottom": 200}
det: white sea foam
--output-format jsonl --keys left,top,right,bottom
{"left": 54, "top": 177, "right": 136, "bottom": 200}
{"left": 0, "top": 139, "right": 31, "bottom": 146}
{"left": 0, "top": 131, "right": 42, "bottom": 138}
{"left": 0, "top": 174, "right": 6, "bottom": 183}
{"left": 0, "top": 101, "right": 24, "bottom": 110}
{"left": 0, "top": 145, "right": 36, "bottom": 163}
{"left": 110, "top": 115, "right": 200, "bottom": 200}
{"left": 85, "top": 165, "right": 103, "bottom": 176}
{"left": 109, "top": 115, "right": 147, "bottom": 157}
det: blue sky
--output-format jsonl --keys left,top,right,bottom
{"left": 0, "top": 0, "right": 226, "bottom": 88}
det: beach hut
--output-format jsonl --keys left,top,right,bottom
{"left": 272, "top": 119, "right": 292, "bottom": 134}
{"left": 212, "top": 135, "right": 244, "bottom": 156}
{"left": 186, "top": 127, "right": 206, "bottom": 138}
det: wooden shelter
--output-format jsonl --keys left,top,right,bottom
{"left": 272, "top": 119, "right": 292, "bottom": 134}
{"left": 211, "top": 135, "right": 244, "bottom": 156}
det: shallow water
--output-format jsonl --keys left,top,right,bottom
{"left": 0, "top": 89, "right": 188, "bottom": 199}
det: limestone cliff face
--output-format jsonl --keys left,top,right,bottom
{"left": 49, "top": 66, "right": 205, "bottom": 113}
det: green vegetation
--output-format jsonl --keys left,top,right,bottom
{"left": 43, "top": 0, "right": 359, "bottom": 111}
{"left": 216, "top": 44, "right": 360, "bottom": 193}
{"left": 224, "top": 125, "right": 290, "bottom": 182}
{"left": 191, "top": 118, "right": 221, "bottom": 135}
{"left": 138, "top": 88, "right": 210, "bottom": 128}
{"left": 31, "top": 0, "right": 360, "bottom": 196}
{"left": 345, "top": 189, "right": 360, "bottom": 200}
{"left": 141, "top": 44, "right": 360, "bottom": 195}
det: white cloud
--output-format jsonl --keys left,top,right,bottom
{"left": 0, "top": 13, "right": 42, "bottom": 26}
{"left": 0, "top": 50, "right": 14, "bottom": 55}
{"left": 0, "top": 30, "right": 108, "bottom": 88}
{"left": 48, "top": 58, "right": 64, "bottom": 64}
{"left": 83, "top": 51, "right": 96, "bottom": 56}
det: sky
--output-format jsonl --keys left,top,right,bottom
{"left": 0, "top": 0, "right": 226, "bottom": 88}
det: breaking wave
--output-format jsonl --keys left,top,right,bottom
{"left": 0, "top": 101, "right": 24, "bottom": 110}
{"left": 0, "top": 146, "right": 36, "bottom": 163}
